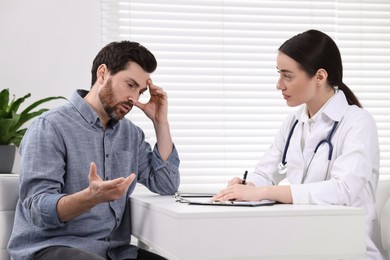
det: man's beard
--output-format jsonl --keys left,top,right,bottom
{"left": 99, "top": 79, "right": 133, "bottom": 121}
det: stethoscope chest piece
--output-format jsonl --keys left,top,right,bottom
{"left": 278, "top": 162, "right": 287, "bottom": 175}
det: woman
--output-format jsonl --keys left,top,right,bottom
{"left": 214, "top": 29, "right": 386, "bottom": 259}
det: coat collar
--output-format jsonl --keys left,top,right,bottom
{"left": 296, "top": 90, "right": 349, "bottom": 123}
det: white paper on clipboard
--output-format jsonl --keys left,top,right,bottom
{"left": 185, "top": 197, "right": 276, "bottom": 207}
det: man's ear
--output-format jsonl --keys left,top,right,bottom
{"left": 96, "top": 64, "right": 108, "bottom": 83}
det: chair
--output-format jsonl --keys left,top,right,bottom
{"left": 376, "top": 175, "right": 390, "bottom": 256}
{"left": 381, "top": 199, "right": 390, "bottom": 250}
{"left": 0, "top": 174, "right": 19, "bottom": 260}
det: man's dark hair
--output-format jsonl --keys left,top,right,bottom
{"left": 91, "top": 41, "right": 157, "bottom": 86}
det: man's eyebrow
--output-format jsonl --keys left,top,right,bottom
{"left": 127, "top": 78, "right": 147, "bottom": 92}
{"left": 127, "top": 78, "right": 140, "bottom": 87}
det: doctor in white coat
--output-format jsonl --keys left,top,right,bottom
{"left": 214, "top": 29, "right": 387, "bottom": 260}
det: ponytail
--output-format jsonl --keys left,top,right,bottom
{"left": 338, "top": 82, "right": 362, "bottom": 108}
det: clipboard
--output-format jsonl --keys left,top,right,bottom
{"left": 187, "top": 197, "right": 276, "bottom": 207}
{"left": 174, "top": 192, "right": 276, "bottom": 207}
{"left": 175, "top": 192, "right": 215, "bottom": 198}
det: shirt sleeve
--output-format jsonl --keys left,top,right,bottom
{"left": 19, "top": 117, "right": 67, "bottom": 228}
{"left": 136, "top": 132, "right": 180, "bottom": 195}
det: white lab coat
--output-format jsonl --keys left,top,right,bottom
{"left": 247, "top": 90, "right": 387, "bottom": 259}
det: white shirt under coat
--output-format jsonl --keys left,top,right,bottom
{"left": 247, "top": 90, "right": 385, "bottom": 259}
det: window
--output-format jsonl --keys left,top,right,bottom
{"left": 101, "top": 0, "right": 390, "bottom": 183}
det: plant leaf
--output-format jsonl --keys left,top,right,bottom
{"left": 12, "top": 108, "right": 49, "bottom": 131}
{"left": 8, "top": 93, "right": 31, "bottom": 115}
{"left": 0, "top": 88, "right": 10, "bottom": 112}
{"left": 9, "top": 128, "right": 27, "bottom": 147}
{"left": 0, "top": 118, "right": 18, "bottom": 144}
{"left": 0, "top": 88, "right": 66, "bottom": 146}
{"left": 21, "top": 96, "right": 66, "bottom": 115}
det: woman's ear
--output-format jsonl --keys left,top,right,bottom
{"left": 315, "top": 68, "right": 328, "bottom": 86}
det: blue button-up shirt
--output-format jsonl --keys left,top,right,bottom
{"left": 8, "top": 90, "right": 180, "bottom": 260}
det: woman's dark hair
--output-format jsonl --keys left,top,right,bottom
{"left": 91, "top": 41, "right": 157, "bottom": 86}
{"left": 278, "top": 29, "right": 362, "bottom": 108}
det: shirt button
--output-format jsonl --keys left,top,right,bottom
{"left": 106, "top": 154, "right": 109, "bottom": 158}
{"left": 105, "top": 177, "right": 109, "bottom": 180}
{"left": 116, "top": 218, "right": 120, "bottom": 222}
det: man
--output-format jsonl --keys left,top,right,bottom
{"left": 8, "top": 41, "right": 180, "bottom": 260}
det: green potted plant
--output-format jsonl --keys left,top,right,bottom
{"left": 0, "top": 88, "right": 66, "bottom": 173}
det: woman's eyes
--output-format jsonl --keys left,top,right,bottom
{"left": 280, "top": 73, "right": 292, "bottom": 80}
{"left": 277, "top": 71, "right": 292, "bottom": 80}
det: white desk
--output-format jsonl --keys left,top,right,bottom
{"left": 130, "top": 193, "right": 366, "bottom": 260}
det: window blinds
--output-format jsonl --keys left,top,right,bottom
{"left": 101, "top": 0, "right": 390, "bottom": 183}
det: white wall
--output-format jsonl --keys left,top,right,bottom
{"left": 0, "top": 0, "right": 101, "bottom": 173}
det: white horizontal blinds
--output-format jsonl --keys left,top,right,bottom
{"left": 101, "top": 0, "right": 390, "bottom": 181}
{"left": 336, "top": 1, "right": 390, "bottom": 173}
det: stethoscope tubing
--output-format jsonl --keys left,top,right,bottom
{"left": 281, "top": 119, "right": 299, "bottom": 166}
{"left": 313, "top": 121, "right": 339, "bottom": 160}
{"left": 279, "top": 119, "right": 339, "bottom": 174}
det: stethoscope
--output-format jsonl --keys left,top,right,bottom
{"left": 277, "top": 119, "right": 339, "bottom": 175}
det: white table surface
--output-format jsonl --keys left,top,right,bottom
{"left": 130, "top": 192, "right": 366, "bottom": 260}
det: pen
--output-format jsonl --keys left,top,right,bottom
{"left": 242, "top": 170, "right": 248, "bottom": 185}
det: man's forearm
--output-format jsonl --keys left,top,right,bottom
{"left": 57, "top": 188, "right": 97, "bottom": 223}
{"left": 154, "top": 121, "right": 173, "bottom": 160}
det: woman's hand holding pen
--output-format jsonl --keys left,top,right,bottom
{"left": 213, "top": 170, "right": 260, "bottom": 201}
{"left": 227, "top": 177, "right": 245, "bottom": 186}
{"left": 227, "top": 170, "right": 248, "bottom": 186}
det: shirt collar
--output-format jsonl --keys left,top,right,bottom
{"left": 297, "top": 90, "right": 349, "bottom": 123}
{"left": 322, "top": 89, "right": 349, "bottom": 121}
{"left": 70, "top": 89, "right": 101, "bottom": 127}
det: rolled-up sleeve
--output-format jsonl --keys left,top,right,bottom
{"left": 29, "top": 194, "right": 65, "bottom": 228}
{"left": 138, "top": 142, "right": 180, "bottom": 195}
